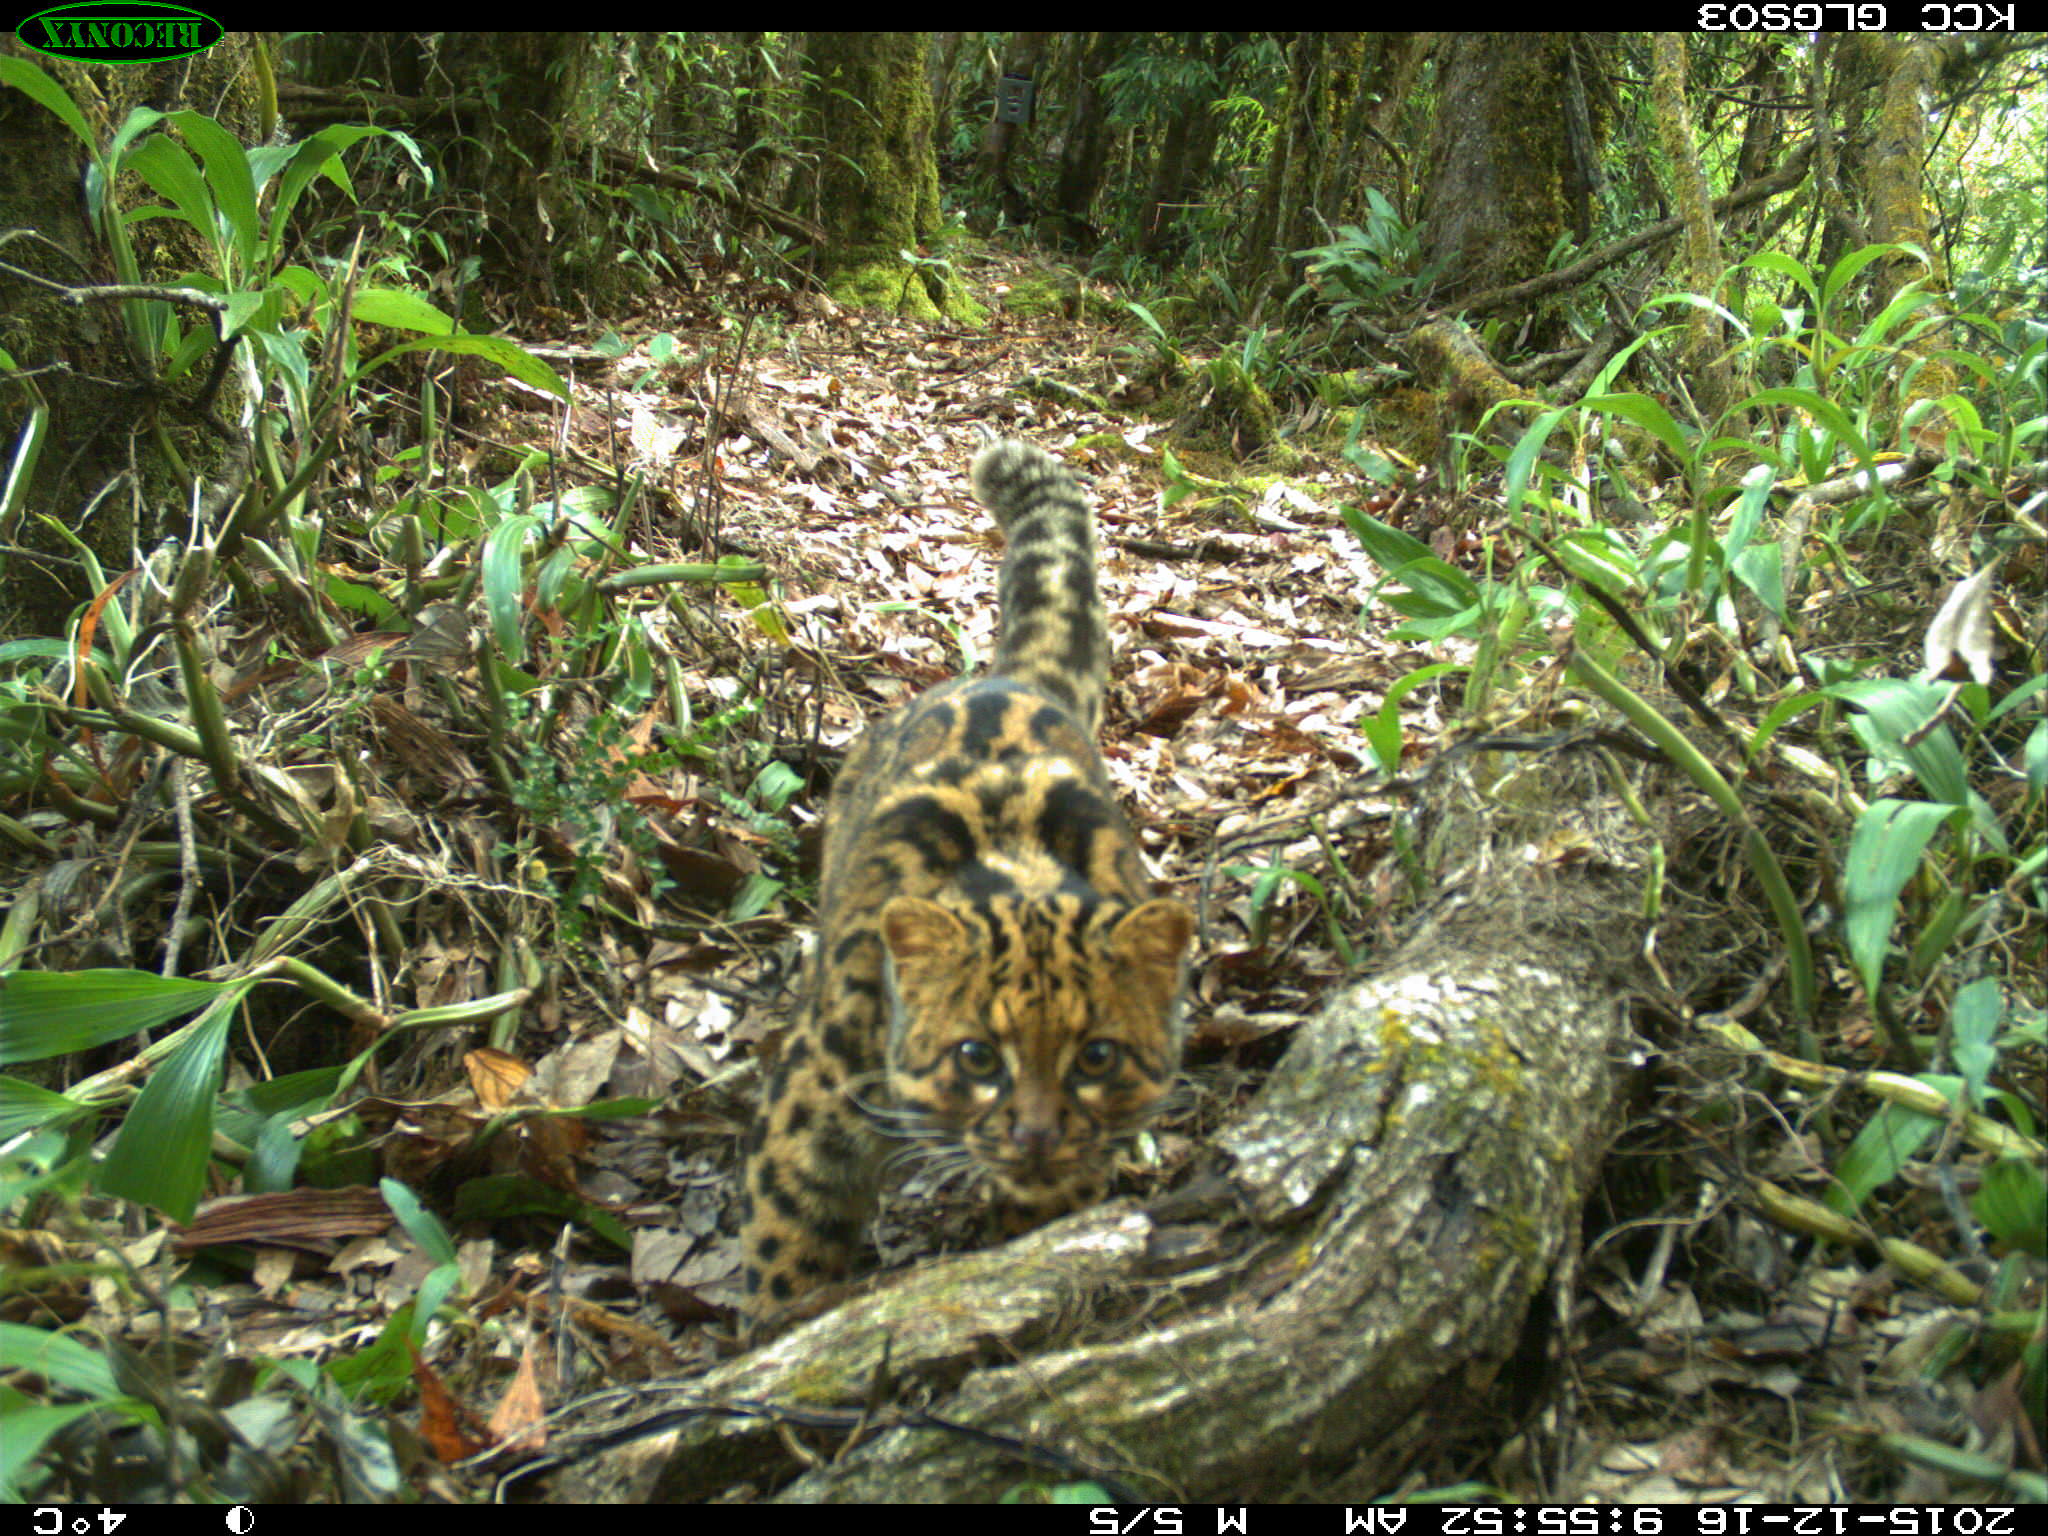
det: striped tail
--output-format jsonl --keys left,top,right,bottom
{"left": 970, "top": 440, "right": 1108, "bottom": 735}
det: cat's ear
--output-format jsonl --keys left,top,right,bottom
{"left": 1111, "top": 899, "right": 1196, "bottom": 969}
{"left": 880, "top": 897, "right": 971, "bottom": 962}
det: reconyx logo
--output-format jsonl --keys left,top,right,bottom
{"left": 17, "top": 2, "right": 223, "bottom": 63}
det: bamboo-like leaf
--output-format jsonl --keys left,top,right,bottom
{"left": 1744, "top": 386, "right": 1874, "bottom": 470}
{"left": 380, "top": 1177, "right": 457, "bottom": 1265}
{"left": 0, "top": 969, "right": 227, "bottom": 1065}
{"left": 1973, "top": 1158, "right": 2047, "bottom": 1258}
{"left": 1951, "top": 976, "right": 2002, "bottom": 1107}
{"left": 481, "top": 514, "right": 540, "bottom": 662}
{"left": 1823, "top": 1079, "right": 1957, "bottom": 1216}
{"left": 0, "top": 56, "right": 99, "bottom": 155}
{"left": 169, "top": 110, "right": 259, "bottom": 271}
{"left": 0, "top": 1076, "right": 91, "bottom": 1140}
{"left": 1878, "top": 1432, "right": 2048, "bottom": 1500}
{"left": 1856, "top": 285, "right": 1938, "bottom": 348}
{"left": 125, "top": 134, "right": 215, "bottom": 250}
{"left": 1841, "top": 797, "right": 1956, "bottom": 1000}
{"left": 1829, "top": 678, "right": 1971, "bottom": 810}
{"left": 0, "top": 1323, "right": 118, "bottom": 1398}
{"left": 1821, "top": 243, "right": 1910, "bottom": 318}
{"left": 358, "top": 333, "right": 569, "bottom": 400}
{"left": 1729, "top": 542, "right": 1786, "bottom": 620}
{"left": 729, "top": 874, "right": 785, "bottom": 922}
{"left": 1501, "top": 406, "right": 1569, "bottom": 520}
{"left": 1365, "top": 661, "right": 1461, "bottom": 774}
{"left": 350, "top": 286, "right": 458, "bottom": 335}
{"left": 598, "top": 562, "right": 770, "bottom": 590}
{"left": 1341, "top": 505, "right": 1479, "bottom": 620}
{"left": 1568, "top": 646, "right": 1817, "bottom": 1029}
{"left": 1549, "top": 531, "right": 1641, "bottom": 598}
{"left": 266, "top": 127, "right": 383, "bottom": 260}
{"left": 1740, "top": 249, "right": 1821, "bottom": 308}
{"left": 1579, "top": 392, "right": 1692, "bottom": 466}
{"left": 96, "top": 995, "right": 239, "bottom": 1221}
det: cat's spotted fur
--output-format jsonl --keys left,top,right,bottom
{"left": 738, "top": 440, "right": 1195, "bottom": 1331}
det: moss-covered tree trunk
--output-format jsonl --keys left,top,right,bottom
{"left": 1416, "top": 32, "right": 1578, "bottom": 337}
{"left": 802, "top": 32, "right": 959, "bottom": 321}
{"left": 1652, "top": 35, "right": 1732, "bottom": 421}
{"left": 1849, "top": 34, "right": 1958, "bottom": 408}
{"left": 1241, "top": 31, "right": 1350, "bottom": 311}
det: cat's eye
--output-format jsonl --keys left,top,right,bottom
{"left": 954, "top": 1039, "right": 1001, "bottom": 1078}
{"left": 1076, "top": 1040, "right": 1119, "bottom": 1076}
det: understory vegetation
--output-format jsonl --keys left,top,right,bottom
{"left": 0, "top": 31, "right": 2042, "bottom": 1505}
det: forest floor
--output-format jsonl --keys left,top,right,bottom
{"left": 520, "top": 253, "right": 2013, "bottom": 1503}
{"left": 24, "top": 247, "right": 2032, "bottom": 1505}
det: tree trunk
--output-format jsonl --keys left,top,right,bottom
{"left": 1652, "top": 35, "right": 1733, "bottom": 422}
{"left": 803, "top": 32, "right": 944, "bottom": 310}
{"left": 1137, "top": 36, "right": 1228, "bottom": 264}
{"left": 1233, "top": 38, "right": 1297, "bottom": 299}
{"left": 489, "top": 32, "right": 592, "bottom": 304}
{"left": 294, "top": 34, "right": 591, "bottom": 302}
{"left": 1052, "top": 32, "right": 1126, "bottom": 247}
{"left": 1417, "top": 32, "right": 1580, "bottom": 336}
{"left": 630, "top": 753, "right": 1647, "bottom": 1502}
{"left": 1849, "top": 35, "right": 1958, "bottom": 404}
